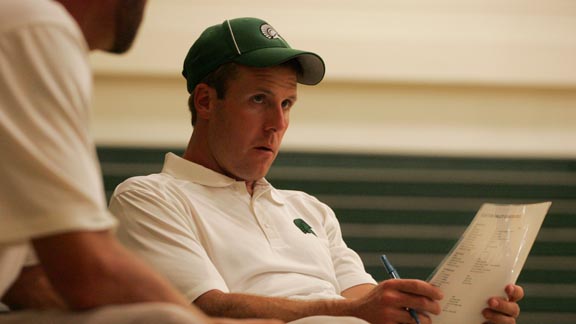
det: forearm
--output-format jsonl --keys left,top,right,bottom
{"left": 194, "top": 290, "right": 357, "bottom": 322}
{"left": 32, "top": 230, "right": 201, "bottom": 314}
{"left": 341, "top": 284, "right": 376, "bottom": 299}
{"left": 1, "top": 265, "right": 66, "bottom": 310}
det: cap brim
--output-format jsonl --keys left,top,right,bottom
{"left": 234, "top": 47, "right": 325, "bottom": 85}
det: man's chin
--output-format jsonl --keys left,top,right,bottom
{"left": 238, "top": 168, "right": 272, "bottom": 183}
{"left": 110, "top": 0, "right": 147, "bottom": 54}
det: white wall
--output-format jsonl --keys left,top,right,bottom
{"left": 90, "top": 0, "right": 576, "bottom": 157}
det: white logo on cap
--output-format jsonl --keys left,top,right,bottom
{"left": 260, "top": 24, "right": 280, "bottom": 39}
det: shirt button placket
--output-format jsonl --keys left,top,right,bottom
{"left": 252, "top": 199, "right": 278, "bottom": 245}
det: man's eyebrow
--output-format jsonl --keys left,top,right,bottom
{"left": 254, "top": 88, "right": 298, "bottom": 101}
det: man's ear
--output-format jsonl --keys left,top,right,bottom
{"left": 193, "top": 83, "right": 217, "bottom": 121}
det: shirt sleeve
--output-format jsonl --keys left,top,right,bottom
{"left": 322, "top": 203, "right": 378, "bottom": 292}
{"left": 0, "top": 20, "right": 116, "bottom": 244}
{"left": 109, "top": 181, "right": 230, "bottom": 302}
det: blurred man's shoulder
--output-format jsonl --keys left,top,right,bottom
{"left": 0, "top": 0, "right": 74, "bottom": 34}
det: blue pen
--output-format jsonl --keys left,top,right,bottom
{"left": 380, "top": 254, "right": 421, "bottom": 324}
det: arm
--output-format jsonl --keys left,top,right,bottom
{"left": 4, "top": 246, "right": 283, "bottom": 324}
{"left": 195, "top": 280, "right": 443, "bottom": 324}
{"left": 195, "top": 290, "right": 351, "bottom": 322}
{"left": 1, "top": 265, "right": 66, "bottom": 310}
{"left": 32, "top": 230, "right": 209, "bottom": 323}
{"left": 341, "top": 283, "right": 376, "bottom": 299}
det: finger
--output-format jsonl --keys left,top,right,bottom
{"left": 385, "top": 307, "right": 430, "bottom": 324}
{"left": 505, "top": 284, "right": 524, "bottom": 302}
{"left": 487, "top": 297, "right": 520, "bottom": 318}
{"left": 482, "top": 307, "right": 517, "bottom": 324}
{"left": 384, "top": 279, "right": 444, "bottom": 300}
{"left": 401, "top": 292, "right": 442, "bottom": 315}
{"left": 415, "top": 312, "right": 432, "bottom": 324}
{"left": 407, "top": 310, "right": 432, "bottom": 324}
{"left": 378, "top": 280, "right": 442, "bottom": 315}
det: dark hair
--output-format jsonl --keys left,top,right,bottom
{"left": 187, "top": 60, "right": 302, "bottom": 126}
{"left": 188, "top": 62, "right": 238, "bottom": 126}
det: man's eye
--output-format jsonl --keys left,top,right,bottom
{"left": 252, "top": 95, "right": 265, "bottom": 103}
{"left": 282, "top": 100, "right": 293, "bottom": 110}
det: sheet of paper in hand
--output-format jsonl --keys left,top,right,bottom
{"left": 428, "top": 202, "right": 551, "bottom": 324}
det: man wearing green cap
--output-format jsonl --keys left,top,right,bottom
{"left": 110, "top": 17, "right": 524, "bottom": 324}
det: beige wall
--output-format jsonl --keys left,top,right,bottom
{"left": 91, "top": 0, "right": 576, "bottom": 158}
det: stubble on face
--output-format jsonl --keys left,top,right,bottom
{"left": 110, "top": 0, "right": 147, "bottom": 53}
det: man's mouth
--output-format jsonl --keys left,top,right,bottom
{"left": 256, "top": 146, "right": 273, "bottom": 153}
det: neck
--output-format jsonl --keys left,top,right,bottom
{"left": 184, "top": 132, "right": 257, "bottom": 196}
{"left": 182, "top": 131, "right": 208, "bottom": 169}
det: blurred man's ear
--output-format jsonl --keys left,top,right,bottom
{"left": 193, "top": 83, "right": 217, "bottom": 121}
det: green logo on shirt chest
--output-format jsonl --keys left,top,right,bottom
{"left": 293, "top": 218, "right": 317, "bottom": 236}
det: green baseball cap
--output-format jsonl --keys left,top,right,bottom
{"left": 182, "top": 17, "right": 325, "bottom": 94}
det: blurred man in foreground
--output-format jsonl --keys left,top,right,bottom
{"left": 0, "top": 1, "right": 278, "bottom": 323}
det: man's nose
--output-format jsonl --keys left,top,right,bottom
{"left": 265, "top": 104, "right": 288, "bottom": 132}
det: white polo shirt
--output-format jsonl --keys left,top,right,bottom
{"left": 110, "top": 153, "right": 376, "bottom": 302}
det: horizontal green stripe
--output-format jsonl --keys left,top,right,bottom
{"left": 519, "top": 312, "right": 576, "bottom": 324}
{"left": 96, "top": 147, "right": 576, "bottom": 172}
{"left": 105, "top": 191, "right": 113, "bottom": 202}
{"left": 517, "top": 269, "right": 576, "bottom": 283}
{"left": 337, "top": 209, "right": 475, "bottom": 224}
{"left": 104, "top": 184, "right": 576, "bottom": 228}
{"left": 346, "top": 238, "right": 576, "bottom": 256}
{"left": 98, "top": 147, "right": 576, "bottom": 205}
{"left": 366, "top": 266, "right": 432, "bottom": 281}
{"left": 347, "top": 238, "right": 454, "bottom": 254}
{"left": 273, "top": 152, "right": 576, "bottom": 172}
{"left": 103, "top": 171, "right": 576, "bottom": 201}
{"left": 530, "top": 241, "right": 576, "bottom": 255}
{"left": 267, "top": 166, "right": 576, "bottom": 187}
{"left": 518, "top": 297, "right": 576, "bottom": 313}
{"left": 97, "top": 147, "right": 180, "bottom": 164}
{"left": 269, "top": 179, "right": 576, "bottom": 199}
{"left": 104, "top": 175, "right": 143, "bottom": 187}
{"left": 334, "top": 209, "right": 576, "bottom": 228}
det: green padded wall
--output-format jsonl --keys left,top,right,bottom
{"left": 99, "top": 146, "right": 576, "bottom": 324}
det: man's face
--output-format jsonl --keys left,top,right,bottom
{"left": 206, "top": 64, "right": 297, "bottom": 182}
{"left": 110, "top": 0, "right": 147, "bottom": 53}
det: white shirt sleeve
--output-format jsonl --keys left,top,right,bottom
{"left": 322, "top": 204, "right": 378, "bottom": 292}
{"left": 109, "top": 182, "right": 230, "bottom": 301}
{"left": 0, "top": 14, "right": 117, "bottom": 244}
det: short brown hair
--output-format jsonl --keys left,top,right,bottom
{"left": 187, "top": 60, "right": 302, "bottom": 126}
{"left": 188, "top": 62, "right": 238, "bottom": 126}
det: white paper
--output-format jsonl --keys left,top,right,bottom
{"left": 428, "top": 202, "right": 551, "bottom": 324}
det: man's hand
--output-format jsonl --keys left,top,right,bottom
{"left": 351, "top": 279, "right": 443, "bottom": 324}
{"left": 482, "top": 284, "right": 523, "bottom": 324}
